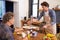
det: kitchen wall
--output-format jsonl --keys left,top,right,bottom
{"left": 7, "top": 0, "right": 29, "bottom": 27}
{"left": 39, "top": 0, "right": 60, "bottom": 9}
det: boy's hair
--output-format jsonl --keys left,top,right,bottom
{"left": 2, "top": 12, "right": 14, "bottom": 23}
{"left": 41, "top": 2, "right": 49, "bottom": 7}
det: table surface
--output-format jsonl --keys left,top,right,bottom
{"left": 14, "top": 33, "right": 44, "bottom": 40}
{"left": 14, "top": 28, "right": 57, "bottom": 40}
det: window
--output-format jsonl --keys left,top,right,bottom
{"left": 32, "top": 0, "right": 39, "bottom": 17}
{"left": 5, "top": 1, "right": 13, "bottom": 12}
{"left": 29, "top": 0, "right": 39, "bottom": 18}
{"left": 0, "top": 0, "right": 5, "bottom": 20}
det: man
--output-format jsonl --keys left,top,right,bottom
{"left": 38, "top": 2, "right": 56, "bottom": 34}
{"left": 0, "top": 12, "right": 14, "bottom": 40}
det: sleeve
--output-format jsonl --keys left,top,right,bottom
{"left": 6, "top": 32, "right": 14, "bottom": 40}
{"left": 38, "top": 12, "right": 43, "bottom": 20}
{"left": 5, "top": 28, "right": 14, "bottom": 40}
{"left": 51, "top": 10, "right": 56, "bottom": 25}
{"left": 0, "top": 26, "right": 6, "bottom": 39}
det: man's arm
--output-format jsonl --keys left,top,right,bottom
{"left": 32, "top": 12, "right": 43, "bottom": 23}
{"left": 6, "top": 31, "right": 14, "bottom": 40}
{"left": 38, "top": 12, "right": 43, "bottom": 20}
{"left": 51, "top": 10, "right": 56, "bottom": 25}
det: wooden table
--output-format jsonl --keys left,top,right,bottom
{"left": 14, "top": 33, "right": 44, "bottom": 40}
{"left": 14, "top": 27, "right": 57, "bottom": 40}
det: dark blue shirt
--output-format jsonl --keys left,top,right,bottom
{"left": 38, "top": 9, "right": 56, "bottom": 25}
{"left": 0, "top": 23, "right": 14, "bottom": 40}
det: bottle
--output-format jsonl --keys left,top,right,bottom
{"left": 27, "top": 31, "right": 30, "bottom": 39}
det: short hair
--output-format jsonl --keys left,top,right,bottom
{"left": 2, "top": 12, "right": 14, "bottom": 23}
{"left": 41, "top": 2, "right": 49, "bottom": 7}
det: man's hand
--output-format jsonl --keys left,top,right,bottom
{"left": 43, "top": 24, "right": 51, "bottom": 28}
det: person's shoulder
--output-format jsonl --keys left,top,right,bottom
{"left": 49, "top": 9, "right": 55, "bottom": 12}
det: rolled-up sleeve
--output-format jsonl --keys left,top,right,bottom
{"left": 51, "top": 10, "right": 56, "bottom": 25}
{"left": 38, "top": 12, "right": 43, "bottom": 20}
